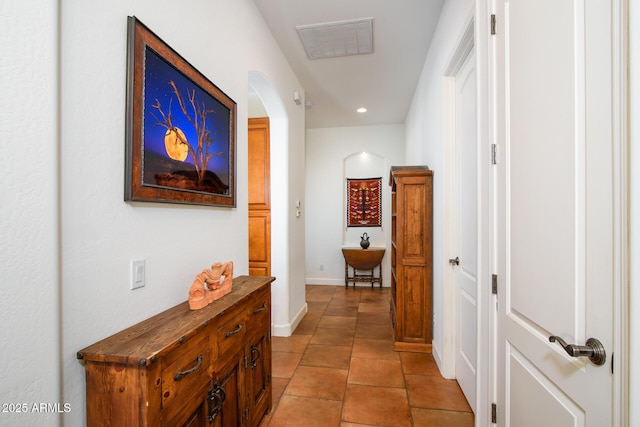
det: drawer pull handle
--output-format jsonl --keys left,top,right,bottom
{"left": 250, "top": 344, "right": 261, "bottom": 369}
{"left": 225, "top": 323, "right": 243, "bottom": 338}
{"left": 253, "top": 302, "right": 268, "bottom": 314}
{"left": 173, "top": 353, "right": 202, "bottom": 381}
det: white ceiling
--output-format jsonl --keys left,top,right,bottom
{"left": 252, "top": 0, "right": 445, "bottom": 129}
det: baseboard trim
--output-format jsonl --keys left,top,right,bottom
{"left": 305, "top": 277, "right": 390, "bottom": 288}
{"left": 432, "top": 341, "right": 454, "bottom": 379}
{"left": 304, "top": 277, "right": 344, "bottom": 286}
{"left": 272, "top": 302, "right": 308, "bottom": 337}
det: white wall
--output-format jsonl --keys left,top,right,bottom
{"left": 0, "top": 1, "right": 61, "bottom": 425}
{"left": 248, "top": 71, "right": 307, "bottom": 336}
{"left": 248, "top": 72, "right": 308, "bottom": 339}
{"left": 404, "top": 0, "right": 475, "bottom": 370}
{"left": 1, "top": 0, "right": 306, "bottom": 425}
{"left": 305, "top": 125, "right": 405, "bottom": 286}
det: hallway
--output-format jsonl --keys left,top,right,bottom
{"left": 260, "top": 285, "right": 473, "bottom": 426}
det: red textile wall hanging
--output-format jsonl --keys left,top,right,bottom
{"left": 347, "top": 178, "right": 382, "bottom": 227}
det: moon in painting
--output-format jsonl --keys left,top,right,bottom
{"left": 164, "top": 127, "right": 189, "bottom": 161}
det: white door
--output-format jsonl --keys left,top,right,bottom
{"left": 494, "top": 0, "right": 616, "bottom": 425}
{"left": 453, "top": 48, "right": 478, "bottom": 413}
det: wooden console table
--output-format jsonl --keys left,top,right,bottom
{"left": 341, "top": 247, "right": 385, "bottom": 287}
{"left": 78, "top": 275, "right": 274, "bottom": 426}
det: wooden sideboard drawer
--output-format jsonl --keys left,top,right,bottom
{"left": 248, "top": 291, "right": 270, "bottom": 332}
{"left": 161, "top": 331, "right": 211, "bottom": 410}
{"left": 215, "top": 310, "right": 247, "bottom": 366}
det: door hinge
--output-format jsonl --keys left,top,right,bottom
{"left": 492, "top": 274, "right": 498, "bottom": 295}
{"left": 491, "top": 144, "right": 498, "bottom": 164}
{"left": 491, "top": 14, "right": 497, "bottom": 35}
{"left": 491, "top": 402, "right": 497, "bottom": 423}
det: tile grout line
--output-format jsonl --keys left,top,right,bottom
{"left": 267, "top": 285, "right": 473, "bottom": 426}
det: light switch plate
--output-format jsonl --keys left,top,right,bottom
{"left": 131, "top": 259, "right": 145, "bottom": 290}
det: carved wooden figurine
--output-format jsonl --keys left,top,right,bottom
{"left": 188, "top": 261, "right": 233, "bottom": 310}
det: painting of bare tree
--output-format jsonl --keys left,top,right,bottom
{"left": 125, "top": 17, "right": 236, "bottom": 207}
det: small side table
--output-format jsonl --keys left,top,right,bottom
{"left": 341, "top": 247, "right": 385, "bottom": 288}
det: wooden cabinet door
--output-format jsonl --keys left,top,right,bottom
{"left": 180, "top": 398, "right": 207, "bottom": 427}
{"left": 247, "top": 332, "right": 271, "bottom": 426}
{"left": 396, "top": 174, "right": 431, "bottom": 346}
{"left": 248, "top": 117, "right": 271, "bottom": 276}
{"left": 211, "top": 351, "right": 245, "bottom": 427}
{"left": 163, "top": 381, "right": 211, "bottom": 427}
{"left": 248, "top": 212, "right": 271, "bottom": 276}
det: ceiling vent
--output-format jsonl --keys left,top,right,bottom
{"left": 296, "top": 18, "right": 374, "bottom": 60}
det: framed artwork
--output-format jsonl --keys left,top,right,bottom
{"left": 347, "top": 177, "right": 382, "bottom": 227}
{"left": 125, "top": 16, "right": 236, "bottom": 207}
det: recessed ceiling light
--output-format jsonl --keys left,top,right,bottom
{"left": 357, "top": 107, "right": 367, "bottom": 113}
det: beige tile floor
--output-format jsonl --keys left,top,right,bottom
{"left": 259, "top": 285, "right": 474, "bottom": 427}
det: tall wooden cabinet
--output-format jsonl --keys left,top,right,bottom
{"left": 78, "top": 276, "right": 273, "bottom": 427}
{"left": 389, "top": 166, "right": 433, "bottom": 353}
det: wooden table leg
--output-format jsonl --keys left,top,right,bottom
{"left": 344, "top": 262, "right": 348, "bottom": 287}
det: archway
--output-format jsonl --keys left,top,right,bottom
{"left": 248, "top": 71, "right": 291, "bottom": 336}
